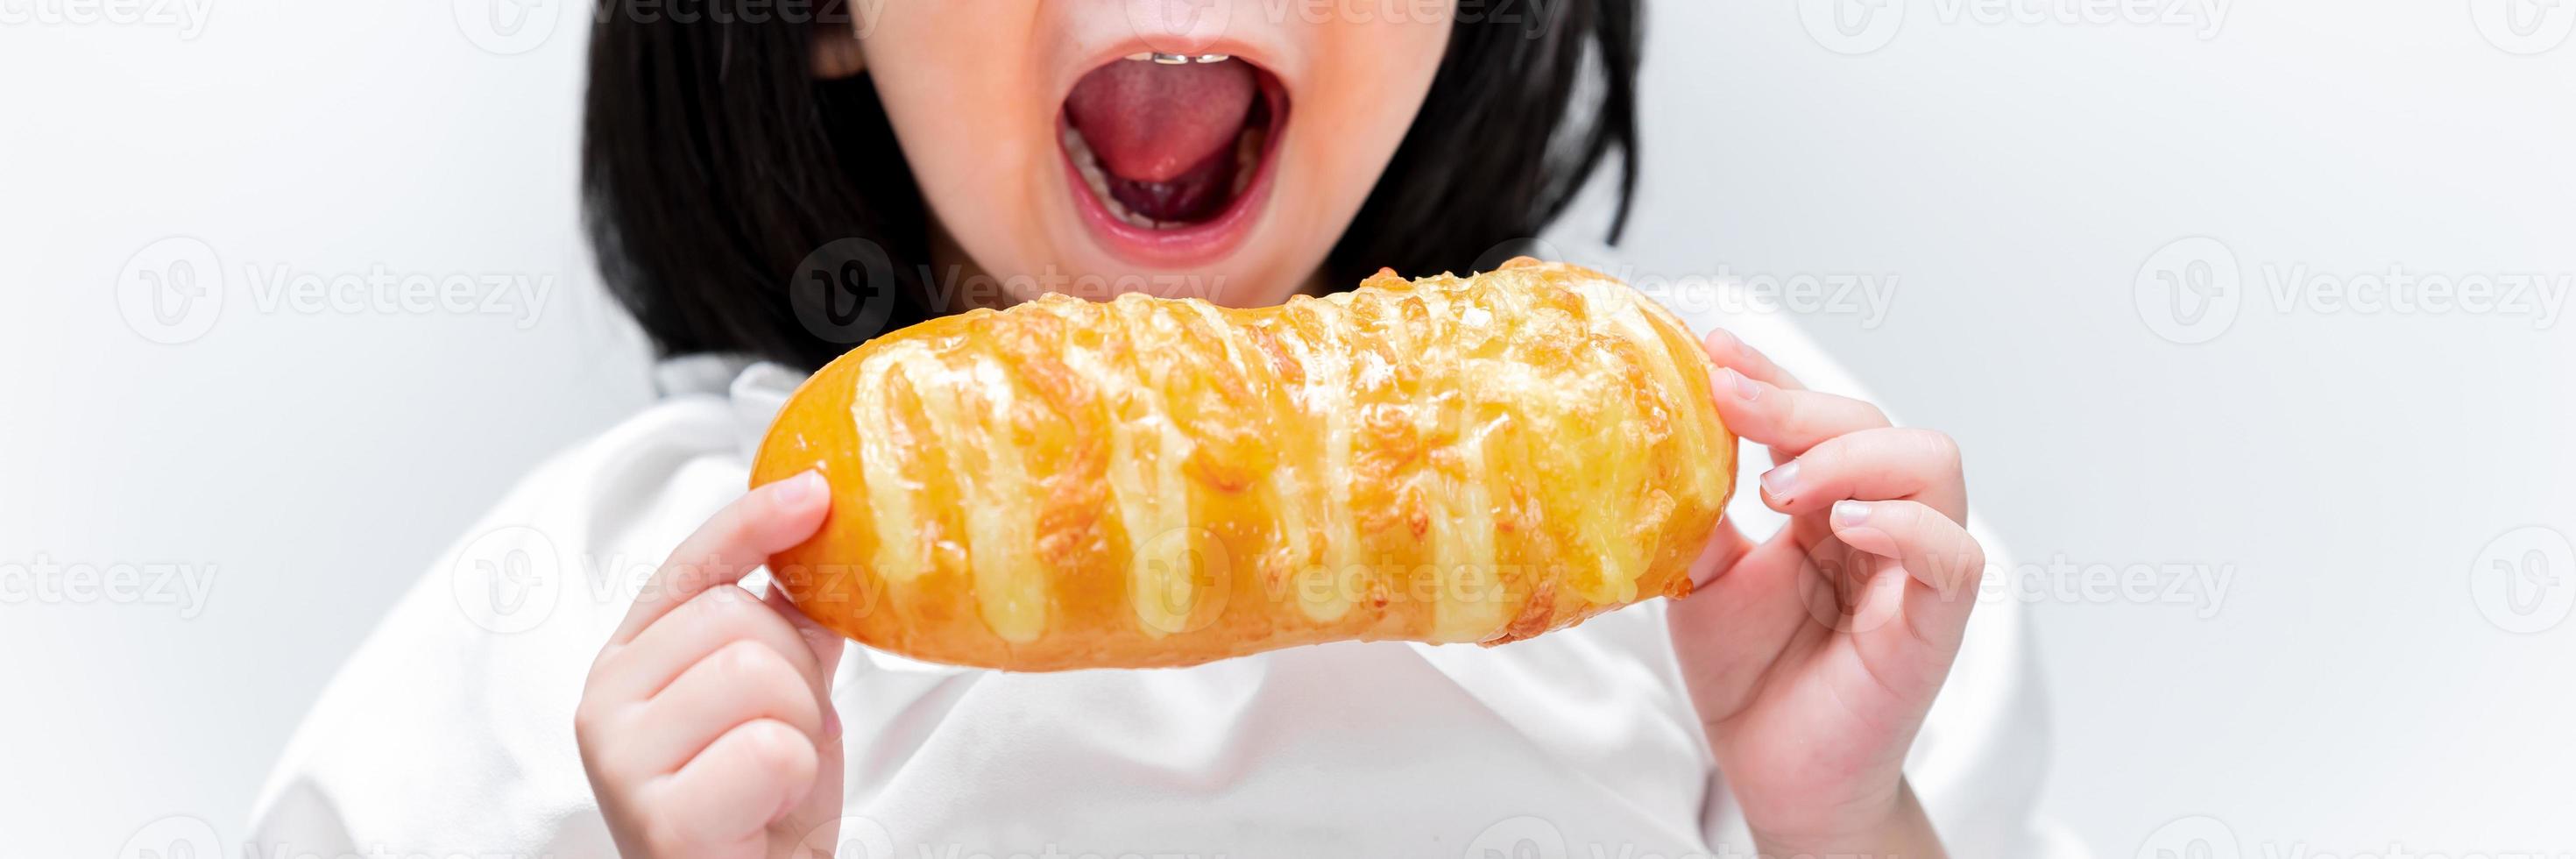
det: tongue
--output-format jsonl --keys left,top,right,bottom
{"left": 1065, "top": 59, "right": 1257, "bottom": 183}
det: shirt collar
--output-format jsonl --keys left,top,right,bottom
{"left": 650, "top": 353, "right": 810, "bottom": 464}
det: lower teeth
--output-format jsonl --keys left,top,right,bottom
{"left": 1063, "top": 123, "right": 1263, "bottom": 231}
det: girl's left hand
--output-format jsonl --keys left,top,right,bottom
{"left": 1669, "top": 330, "right": 1985, "bottom": 858}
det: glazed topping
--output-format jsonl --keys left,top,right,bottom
{"left": 838, "top": 265, "right": 1726, "bottom": 645}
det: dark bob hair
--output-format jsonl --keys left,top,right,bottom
{"left": 582, "top": 1, "right": 1642, "bottom": 372}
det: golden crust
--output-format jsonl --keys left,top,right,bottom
{"left": 751, "top": 259, "right": 1737, "bottom": 671}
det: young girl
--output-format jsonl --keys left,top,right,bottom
{"left": 252, "top": 3, "right": 2073, "bottom": 856}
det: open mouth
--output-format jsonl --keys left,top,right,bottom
{"left": 1058, "top": 53, "right": 1289, "bottom": 263}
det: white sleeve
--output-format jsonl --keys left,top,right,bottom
{"left": 245, "top": 401, "right": 745, "bottom": 859}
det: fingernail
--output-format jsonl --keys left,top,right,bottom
{"left": 1706, "top": 328, "right": 1738, "bottom": 355}
{"left": 776, "top": 470, "right": 825, "bottom": 508}
{"left": 1719, "top": 367, "right": 1759, "bottom": 402}
{"left": 1759, "top": 460, "right": 1800, "bottom": 499}
{"left": 1832, "top": 500, "right": 1872, "bottom": 528}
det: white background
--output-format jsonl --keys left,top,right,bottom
{"left": 5, "top": 0, "right": 2573, "bottom": 856}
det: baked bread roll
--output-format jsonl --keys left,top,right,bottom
{"left": 751, "top": 258, "right": 1735, "bottom": 671}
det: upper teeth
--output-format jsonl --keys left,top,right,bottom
{"left": 1125, "top": 52, "right": 1231, "bottom": 64}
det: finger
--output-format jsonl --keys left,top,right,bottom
{"left": 612, "top": 471, "right": 830, "bottom": 646}
{"left": 1706, "top": 367, "right": 1893, "bottom": 464}
{"left": 763, "top": 584, "right": 849, "bottom": 689}
{"left": 652, "top": 719, "right": 819, "bottom": 847}
{"left": 625, "top": 640, "right": 829, "bottom": 774}
{"left": 1831, "top": 500, "right": 1985, "bottom": 651}
{"left": 761, "top": 584, "right": 850, "bottom": 858}
{"left": 1702, "top": 328, "right": 1805, "bottom": 391}
{"left": 595, "top": 584, "right": 826, "bottom": 705}
{"left": 1757, "top": 427, "right": 1967, "bottom": 522}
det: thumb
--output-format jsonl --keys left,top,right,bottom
{"left": 1683, "top": 517, "right": 1758, "bottom": 592}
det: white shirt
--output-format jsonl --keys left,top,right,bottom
{"left": 247, "top": 275, "right": 2085, "bottom": 859}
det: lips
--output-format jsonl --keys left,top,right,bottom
{"left": 1058, "top": 53, "right": 1290, "bottom": 266}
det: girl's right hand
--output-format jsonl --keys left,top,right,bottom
{"left": 575, "top": 471, "right": 847, "bottom": 859}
